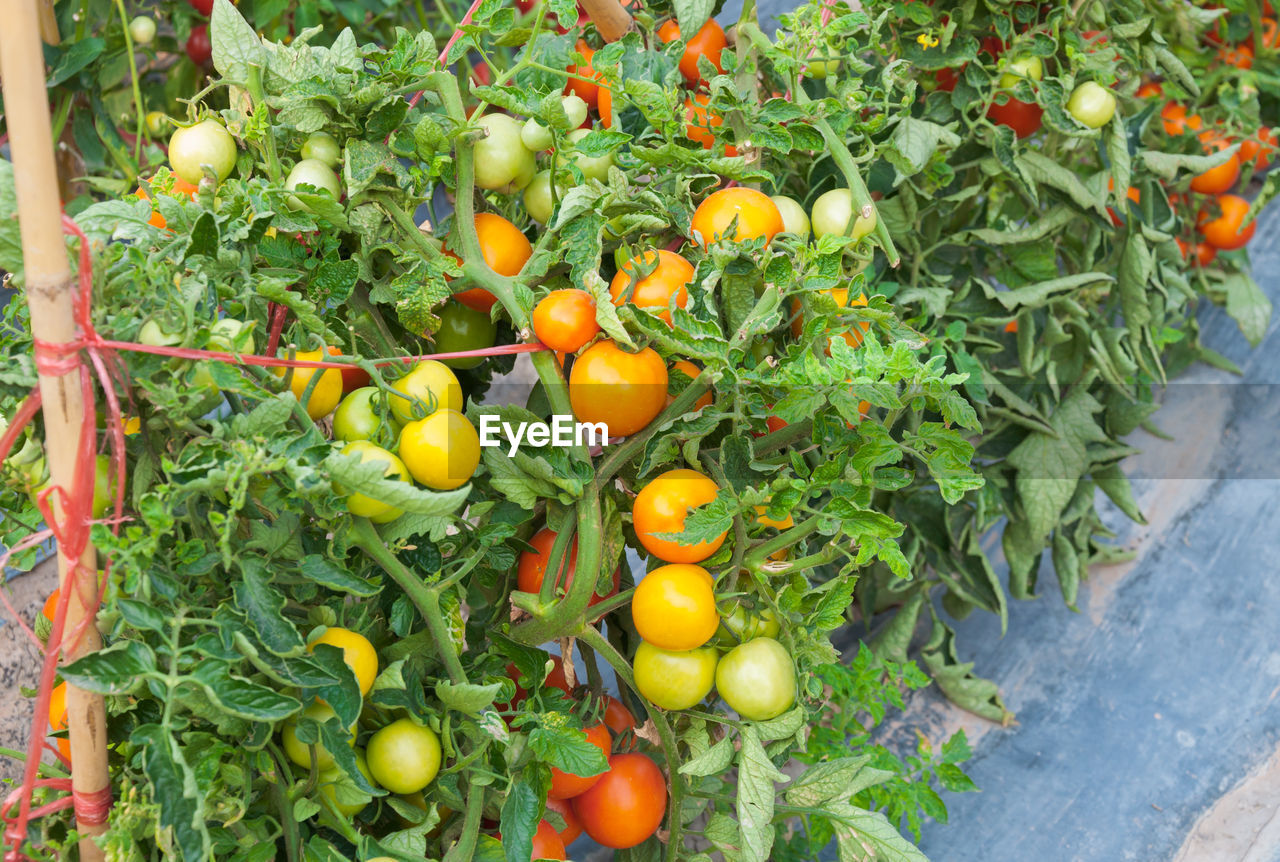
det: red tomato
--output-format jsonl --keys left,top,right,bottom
{"left": 566, "top": 40, "right": 602, "bottom": 108}
{"left": 186, "top": 24, "right": 212, "bottom": 67}
{"left": 1176, "top": 238, "right": 1218, "bottom": 267}
{"left": 1198, "top": 193, "right": 1256, "bottom": 250}
{"left": 516, "top": 528, "right": 619, "bottom": 606}
{"left": 657, "top": 18, "right": 726, "bottom": 84}
{"left": 1191, "top": 138, "right": 1241, "bottom": 195}
{"left": 1239, "top": 127, "right": 1278, "bottom": 170}
{"left": 1162, "top": 103, "right": 1203, "bottom": 136}
{"left": 324, "top": 346, "right": 371, "bottom": 393}
{"left": 188, "top": 0, "right": 213, "bottom": 14}
{"left": 549, "top": 723, "right": 611, "bottom": 799}
{"left": 571, "top": 754, "right": 667, "bottom": 849}
{"left": 498, "top": 820, "right": 566, "bottom": 861}
{"left": 603, "top": 696, "right": 636, "bottom": 736}
{"left": 987, "top": 95, "right": 1043, "bottom": 138}
{"left": 1217, "top": 42, "right": 1254, "bottom": 68}
{"left": 1136, "top": 81, "right": 1164, "bottom": 99}
{"left": 545, "top": 797, "right": 583, "bottom": 845}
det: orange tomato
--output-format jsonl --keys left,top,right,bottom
{"left": 49, "top": 681, "right": 70, "bottom": 762}
{"left": 516, "top": 527, "right": 619, "bottom": 606}
{"left": 632, "top": 563, "right": 719, "bottom": 649}
{"left": 1198, "top": 193, "right": 1256, "bottom": 250}
{"left": 449, "top": 212, "right": 533, "bottom": 312}
{"left": 1136, "top": 81, "right": 1164, "bottom": 99}
{"left": 567, "top": 40, "right": 602, "bottom": 108}
{"left": 1217, "top": 42, "right": 1254, "bottom": 69}
{"left": 1263, "top": 18, "right": 1280, "bottom": 49}
{"left": 1161, "top": 103, "right": 1203, "bottom": 136}
{"left": 1106, "top": 177, "right": 1141, "bottom": 226}
{"left": 598, "top": 81, "right": 614, "bottom": 128}
{"left": 533, "top": 288, "right": 599, "bottom": 353}
{"left": 42, "top": 590, "right": 59, "bottom": 623}
{"left": 135, "top": 176, "right": 198, "bottom": 230}
{"left": 669, "top": 360, "right": 713, "bottom": 410}
{"left": 1176, "top": 237, "right": 1218, "bottom": 267}
{"left": 571, "top": 754, "right": 667, "bottom": 849}
{"left": 791, "top": 288, "right": 870, "bottom": 348}
{"left": 568, "top": 341, "right": 669, "bottom": 438}
{"left": 1191, "top": 138, "right": 1240, "bottom": 195}
{"left": 690, "top": 188, "right": 783, "bottom": 248}
{"left": 657, "top": 18, "right": 726, "bottom": 84}
{"left": 684, "top": 93, "right": 737, "bottom": 155}
{"left": 546, "top": 797, "right": 584, "bottom": 845}
{"left": 632, "top": 468, "right": 726, "bottom": 563}
{"left": 1239, "top": 127, "right": 1278, "bottom": 170}
{"left": 549, "top": 723, "right": 612, "bottom": 799}
{"left": 609, "top": 249, "right": 694, "bottom": 325}
{"left": 1003, "top": 319, "right": 1019, "bottom": 333}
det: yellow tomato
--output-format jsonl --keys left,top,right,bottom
{"left": 308, "top": 627, "right": 379, "bottom": 696}
{"left": 277, "top": 349, "right": 343, "bottom": 419}
{"left": 399, "top": 409, "right": 481, "bottom": 490}
{"left": 390, "top": 360, "right": 463, "bottom": 423}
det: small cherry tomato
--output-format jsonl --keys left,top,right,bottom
{"left": 399, "top": 409, "right": 481, "bottom": 490}
{"left": 1176, "top": 238, "right": 1218, "bottom": 267}
{"left": 1161, "top": 103, "right": 1203, "bottom": 136}
{"left": 276, "top": 348, "right": 343, "bottom": 419}
{"left": 390, "top": 360, "right": 463, "bottom": 423}
{"left": 549, "top": 723, "right": 611, "bottom": 799}
{"left": 632, "top": 563, "right": 718, "bottom": 650}
{"left": 568, "top": 341, "right": 668, "bottom": 438}
{"left": 715, "top": 636, "right": 797, "bottom": 721}
{"left": 1239, "top": 127, "right": 1278, "bottom": 170}
{"left": 523, "top": 169, "right": 563, "bottom": 225}
{"left": 1067, "top": 81, "right": 1117, "bottom": 128}
{"left": 474, "top": 114, "right": 536, "bottom": 193}
{"left": 433, "top": 300, "right": 497, "bottom": 369}
{"left": 633, "top": 641, "right": 717, "bottom": 711}
{"left": 987, "top": 95, "right": 1043, "bottom": 138}
{"left": 571, "top": 754, "right": 667, "bottom": 849}
{"left": 1198, "top": 193, "right": 1256, "bottom": 250}
{"left": 168, "top": 119, "right": 237, "bottom": 186}
{"left": 566, "top": 128, "right": 614, "bottom": 181}
{"left": 1190, "top": 138, "right": 1241, "bottom": 195}
{"left": 997, "top": 55, "right": 1043, "bottom": 89}
{"left": 1217, "top": 42, "right": 1254, "bottom": 68}
{"left": 186, "top": 24, "right": 212, "bottom": 67}
{"left": 308, "top": 627, "right": 379, "bottom": 696}
{"left": 366, "top": 718, "right": 442, "bottom": 794}
{"left": 683, "top": 92, "right": 736, "bottom": 154}
{"left": 128, "top": 15, "right": 156, "bottom": 45}
{"left": 282, "top": 703, "right": 352, "bottom": 771}
{"left": 609, "top": 249, "right": 694, "bottom": 326}
{"left": 301, "top": 131, "right": 342, "bottom": 168}
{"left": 770, "top": 195, "right": 811, "bottom": 241}
{"left": 188, "top": 0, "right": 213, "bottom": 13}
{"left": 533, "top": 289, "right": 599, "bottom": 353}
{"left": 719, "top": 603, "right": 781, "bottom": 643}
{"left": 338, "top": 441, "right": 410, "bottom": 524}
{"left": 657, "top": 17, "right": 726, "bottom": 84}
{"left": 790, "top": 287, "right": 870, "bottom": 348}
{"left": 632, "top": 468, "right": 726, "bottom": 563}
{"left": 691, "top": 188, "right": 784, "bottom": 248}
{"left": 810, "top": 188, "right": 877, "bottom": 241}
{"left": 1136, "top": 81, "right": 1164, "bottom": 99}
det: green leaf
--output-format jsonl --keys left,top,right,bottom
{"left": 736, "top": 725, "right": 787, "bottom": 862}
{"left": 189, "top": 659, "right": 302, "bottom": 721}
{"left": 435, "top": 680, "right": 503, "bottom": 715}
{"left": 786, "top": 756, "right": 894, "bottom": 807}
{"left": 0, "top": 160, "right": 21, "bottom": 282}
{"left": 830, "top": 803, "right": 929, "bottom": 862}
{"left": 234, "top": 557, "right": 306, "bottom": 655}
{"left": 60, "top": 641, "right": 156, "bottom": 694}
{"left": 528, "top": 719, "right": 609, "bottom": 778}
{"left": 327, "top": 449, "right": 470, "bottom": 517}
{"left": 134, "top": 724, "right": 212, "bottom": 862}
{"left": 210, "top": 0, "right": 269, "bottom": 81}
{"left": 679, "top": 734, "right": 735, "bottom": 777}
{"left": 499, "top": 780, "right": 542, "bottom": 862}
{"left": 1221, "top": 273, "right": 1273, "bottom": 347}
{"left": 673, "top": 0, "right": 714, "bottom": 40}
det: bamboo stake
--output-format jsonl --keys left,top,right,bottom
{"left": 0, "top": 1, "right": 109, "bottom": 859}
{"left": 579, "top": 0, "right": 633, "bottom": 42}
{"left": 37, "top": 0, "right": 60, "bottom": 45}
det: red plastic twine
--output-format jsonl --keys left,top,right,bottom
{"left": 0, "top": 210, "right": 549, "bottom": 858}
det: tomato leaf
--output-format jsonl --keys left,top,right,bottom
{"left": 736, "top": 725, "right": 788, "bottom": 862}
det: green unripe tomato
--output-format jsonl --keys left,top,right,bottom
{"left": 1066, "top": 81, "right": 1117, "bottom": 128}
{"left": 810, "top": 188, "right": 877, "bottom": 241}
{"left": 366, "top": 718, "right": 442, "bottom": 794}
{"left": 475, "top": 114, "right": 537, "bottom": 193}
{"left": 715, "top": 637, "right": 797, "bottom": 721}
{"left": 138, "top": 318, "right": 185, "bottom": 347}
{"left": 806, "top": 56, "right": 840, "bottom": 79}
{"left": 523, "top": 170, "right": 560, "bottom": 225}
{"left": 333, "top": 387, "right": 393, "bottom": 443}
{"left": 770, "top": 195, "right": 811, "bottom": 241}
{"left": 633, "top": 641, "right": 717, "bottom": 711}
{"left": 339, "top": 441, "right": 410, "bottom": 523}
{"left": 561, "top": 93, "right": 589, "bottom": 129}
{"left": 168, "top": 119, "right": 237, "bottom": 186}
{"left": 998, "top": 55, "right": 1043, "bottom": 89}
{"left": 718, "top": 604, "right": 781, "bottom": 643}
{"left": 281, "top": 703, "right": 353, "bottom": 772}
{"left": 144, "top": 111, "right": 168, "bottom": 138}
{"left": 317, "top": 750, "right": 377, "bottom": 817}
{"left": 128, "top": 15, "right": 156, "bottom": 45}
{"left": 192, "top": 318, "right": 255, "bottom": 391}
{"left": 521, "top": 118, "right": 555, "bottom": 152}
{"left": 301, "top": 131, "right": 342, "bottom": 168}
{"left": 433, "top": 301, "right": 498, "bottom": 369}
{"left": 285, "top": 158, "right": 342, "bottom": 210}
{"left": 567, "top": 128, "right": 614, "bottom": 182}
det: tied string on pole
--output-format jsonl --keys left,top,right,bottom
{"left": 0, "top": 214, "right": 551, "bottom": 859}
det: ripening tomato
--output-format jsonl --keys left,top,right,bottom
{"left": 516, "top": 527, "right": 619, "bottom": 606}
{"left": 658, "top": 18, "right": 726, "bottom": 84}
{"left": 549, "top": 723, "right": 611, "bottom": 799}
{"left": 603, "top": 696, "right": 636, "bottom": 736}
{"left": 684, "top": 93, "right": 737, "bottom": 155}
{"left": 433, "top": 301, "right": 497, "bottom": 370}
{"left": 791, "top": 288, "right": 870, "bottom": 349}
{"left": 597, "top": 82, "right": 614, "bottom": 128}
{"left": 1176, "top": 238, "right": 1218, "bottom": 267}
{"left": 474, "top": 114, "right": 536, "bottom": 193}
{"left": 569, "top": 341, "right": 668, "bottom": 438}
{"left": 1217, "top": 42, "right": 1254, "bottom": 68}
{"left": 338, "top": 441, "right": 410, "bottom": 524}
{"left": 48, "top": 681, "right": 70, "bottom": 762}
{"left": 670, "top": 360, "right": 713, "bottom": 411}
{"left": 276, "top": 349, "right": 343, "bottom": 419}
{"left": 449, "top": 212, "right": 533, "bottom": 312}
{"left": 566, "top": 40, "right": 602, "bottom": 107}
{"left": 186, "top": 24, "right": 212, "bottom": 66}
{"left": 609, "top": 249, "right": 694, "bottom": 325}
{"left": 770, "top": 195, "right": 811, "bottom": 241}
{"left": 534, "top": 289, "right": 599, "bottom": 353}
{"left": 545, "top": 797, "right": 583, "bottom": 845}
{"left": 308, "top": 626, "right": 379, "bottom": 696}
{"left": 632, "top": 468, "right": 726, "bottom": 563}
{"left": 691, "top": 188, "right": 784, "bottom": 248}
{"left": 390, "top": 360, "right": 462, "bottom": 423}
{"left": 1161, "top": 103, "right": 1203, "bottom": 136}
{"left": 135, "top": 176, "right": 198, "bottom": 230}
{"left": 1191, "top": 138, "right": 1241, "bottom": 195}
{"left": 810, "top": 188, "right": 877, "bottom": 241}
{"left": 1136, "top": 80, "right": 1164, "bottom": 99}
{"left": 1198, "top": 193, "right": 1256, "bottom": 250}
{"left": 168, "top": 119, "right": 237, "bottom": 186}
{"left": 987, "top": 95, "right": 1043, "bottom": 138}
{"left": 1239, "top": 127, "right": 1278, "bottom": 170}
{"left": 366, "top": 718, "right": 442, "bottom": 794}
{"left": 42, "top": 590, "right": 59, "bottom": 624}
{"left": 282, "top": 703, "right": 352, "bottom": 771}
{"left": 398, "top": 409, "right": 481, "bottom": 490}
{"left": 572, "top": 754, "right": 667, "bottom": 849}
{"left": 715, "top": 636, "right": 797, "bottom": 721}
{"left": 632, "top": 563, "right": 718, "bottom": 650}
{"left": 633, "top": 641, "right": 717, "bottom": 711}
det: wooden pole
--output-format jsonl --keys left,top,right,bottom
{"left": 579, "top": 0, "right": 633, "bottom": 42}
{"left": 0, "top": 1, "right": 109, "bottom": 858}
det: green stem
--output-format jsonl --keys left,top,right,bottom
{"left": 593, "top": 375, "right": 714, "bottom": 488}
{"left": 442, "top": 784, "right": 486, "bottom": 862}
{"left": 508, "top": 493, "right": 603, "bottom": 645}
{"left": 267, "top": 745, "right": 302, "bottom": 862}
{"left": 742, "top": 515, "right": 822, "bottom": 570}
{"left": 112, "top": 0, "right": 145, "bottom": 169}
{"left": 350, "top": 518, "right": 467, "bottom": 684}
{"left": 246, "top": 64, "right": 283, "bottom": 183}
